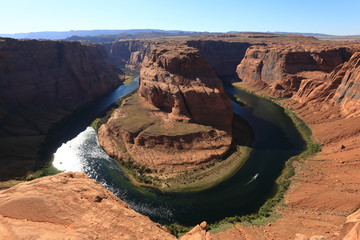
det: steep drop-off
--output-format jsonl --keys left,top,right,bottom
{"left": 236, "top": 42, "right": 360, "bottom": 117}
{"left": 232, "top": 39, "right": 360, "bottom": 239}
{"left": 98, "top": 43, "right": 233, "bottom": 175}
{"left": 0, "top": 38, "right": 122, "bottom": 179}
{"left": 0, "top": 172, "right": 176, "bottom": 240}
{"left": 237, "top": 44, "right": 356, "bottom": 98}
{"left": 102, "top": 40, "right": 155, "bottom": 70}
{"left": 186, "top": 40, "right": 251, "bottom": 79}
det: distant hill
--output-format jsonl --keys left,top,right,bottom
{"left": 226, "top": 31, "right": 335, "bottom": 37}
{"left": 65, "top": 31, "right": 218, "bottom": 43}
{"left": 2, "top": 29, "right": 357, "bottom": 42}
{"left": 270, "top": 32, "right": 334, "bottom": 37}
{"left": 0, "top": 29, "right": 216, "bottom": 40}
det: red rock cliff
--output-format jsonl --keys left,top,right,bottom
{"left": 332, "top": 52, "right": 360, "bottom": 117}
{"left": 237, "top": 44, "right": 354, "bottom": 97}
{"left": 0, "top": 38, "right": 122, "bottom": 179}
{"left": 102, "top": 40, "right": 155, "bottom": 70}
{"left": 186, "top": 40, "right": 251, "bottom": 79}
{"left": 139, "top": 43, "right": 233, "bottom": 133}
{"left": 98, "top": 43, "right": 233, "bottom": 173}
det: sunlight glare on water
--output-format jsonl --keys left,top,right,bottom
{"left": 53, "top": 127, "right": 102, "bottom": 172}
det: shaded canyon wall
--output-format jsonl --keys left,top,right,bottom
{"left": 0, "top": 38, "right": 122, "bottom": 179}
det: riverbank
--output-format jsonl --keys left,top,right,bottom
{"left": 96, "top": 109, "right": 254, "bottom": 193}
{"left": 201, "top": 83, "right": 320, "bottom": 228}
{"left": 207, "top": 82, "right": 360, "bottom": 239}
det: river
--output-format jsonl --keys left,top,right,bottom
{"left": 52, "top": 76, "right": 305, "bottom": 226}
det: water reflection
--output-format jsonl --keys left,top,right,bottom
{"left": 52, "top": 81, "right": 305, "bottom": 226}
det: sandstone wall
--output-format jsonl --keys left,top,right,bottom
{"left": 0, "top": 38, "right": 122, "bottom": 179}
{"left": 237, "top": 44, "right": 354, "bottom": 97}
{"left": 102, "top": 40, "right": 155, "bottom": 70}
{"left": 139, "top": 44, "right": 233, "bottom": 133}
{"left": 186, "top": 40, "right": 251, "bottom": 79}
{"left": 98, "top": 43, "right": 233, "bottom": 173}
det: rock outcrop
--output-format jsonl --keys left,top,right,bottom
{"left": 339, "top": 208, "right": 360, "bottom": 240}
{"left": 186, "top": 40, "right": 251, "bottom": 79}
{"left": 102, "top": 40, "right": 155, "bottom": 70}
{"left": 236, "top": 42, "right": 360, "bottom": 117}
{"left": 0, "top": 172, "right": 176, "bottom": 240}
{"left": 98, "top": 43, "right": 233, "bottom": 173}
{"left": 0, "top": 38, "right": 122, "bottom": 179}
{"left": 237, "top": 44, "right": 354, "bottom": 97}
{"left": 139, "top": 44, "right": 233, "bottom": 133}
{"left": 332, "top": 52, "right": 360, "bottom": 117}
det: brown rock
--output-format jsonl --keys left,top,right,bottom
{"left": 338, "top": 208, "right": 360, "bottom": 240}
{"left": 295, "top": 233, "right": 309, "bottom": 240}
{"left": 186, "top": 40, "right": 251, "bottom": 79}
{"left": 180, "top": 222, "right": 212, "bottom": 240}
{"left": 103, "top": 39, "right": 156, "bottom": 71}
{"left": 99, "top": 43, "right": 233, "bottom": 173}
{"left": 0, "top": 172, "right": 176, "bottom": 240}
{"left": 237, "top": 43, "right": 355, "bottom": 98}
{"left": 0, "top": 38, "right": 122, "bottom": 179}
{"left": 139, "top": 43, "right": 233, "bottom": 133}
{"left": 332, "top": 52, "right": 360, "bottom": 117}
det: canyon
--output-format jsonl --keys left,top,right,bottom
{"left": 0, "top": 33, "right": 359, "bottom": 239}
{"left": 98, "top": 42, "right": 234, "bottom": 181}
{"left": 0, "top": 38, "right": 122, "bottom": 180}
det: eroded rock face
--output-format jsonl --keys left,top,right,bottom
{"left": 237, "top": 44, "right": 354, "bottom": 97}
{"left": 339, "top": 208, "right": 360, "bottom": 240}
{"left": 139, "top": 44, "right": 233, "bottom": 133}
{"left": 99, "top": 43, "right": 233, "bottom": 173}
{"left": 290, "top": 51, "right": 360, "bottom": 118}
{"left": 237, "top": 42, "right": 360, "bottom": 117}
{"left": 332, "top": 52, "right": 360, "bottom": 117}
{"left": 0, "top": 172, "right": 176, "bottom": 240}
{"left": 186, "top": 40, "right": 251, "bottom": 79}
{"left": 0, "top": 38, "right": 122, "bottom": 179}
{"left": 103, "top": 40, "right": 155, "bottom": 70}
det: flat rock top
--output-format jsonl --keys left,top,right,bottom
{"left": 0, "top": 172, "right": 176, "bottom": 240}
{"left": 111, "top": 94, "right": 213, "bottom": 135}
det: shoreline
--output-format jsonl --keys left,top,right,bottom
{"left": 105, "top": 112, "right": 254, "bottom": 193}
{"left": 204, "top": 82, "right": 321, "bottom": 231}
{"left": 208, "top": 81, "right": 360, "bottom": 239}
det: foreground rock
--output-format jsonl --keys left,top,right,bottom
{"left": 0, "top": 172, "right": 176, "bottom": 240}
{"left": 339, "top": 208, "right": 360, "bottom": 240}
{"left": 99, "top": 43, "right": 233, "bottom": 175}
{"left": 0, "top": 38, "right": 122, "bottom": 179}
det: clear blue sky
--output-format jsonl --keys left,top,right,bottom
{"left": 1, "top": 0, "right": 359, "bottom": 35}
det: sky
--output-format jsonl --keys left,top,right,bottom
{"left": 0, "top": 0, "right": 359, "bottom": 35}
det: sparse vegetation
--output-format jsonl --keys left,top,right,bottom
{"left": 23, "top": 161, "right": 62, "bottom": 181}
{"left": 165, "top": 224, "right": 192, "bottom": 238}
{"left": 205, "top": 86, "right": 322, "bottom": 232}
{"left": 94, "top": 91, "right": 136, "bottom": 132}
{"left": 96, "top": 92, "right": 255, "bottom": 192}
{"left": 121, "top": 68, "right": 135, "bottom": 85}
{"left": 91, "top": 118, "right": 101, "bottom": 130}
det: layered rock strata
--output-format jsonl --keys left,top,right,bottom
{"left": 237, "top": 43, "right": 360, "bottom": 117}
{"left": 186, "top": 40, "right": 251, "bottom": 79}
{"left": 237, "top": 44, "right": 355, "bottom": 97}
{"left": 99, "top": 43, "right": 233, "bottom": 173}
{"left": 0, "top": 38, "right": 122, "bottom": 179}
{"left": 102, "top": 40, "right": 155, "bottom": 70}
